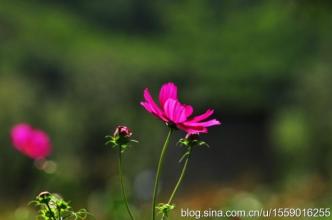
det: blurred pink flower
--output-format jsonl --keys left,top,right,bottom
{"left": 11, "top": 123, "right": 52, "bottom": 160}
{"left": 140, "top": 82, "right": 220, "bottom": 134}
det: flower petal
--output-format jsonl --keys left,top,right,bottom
{"left": 11, "top": 123, "right": 33, "bottom": 152}
{"left": 25, "top": 130, "right": 52, "bottom": 159}
{"left": 159, "top": 82, "right": 178, "bottom": 107}
{"left": 184, "top": 105, "right": 193, "bottom": 117}
{"left": 163, "top": 99, "right": 187, "bottom": 123}
{"left": 183, "top": 119, "right": 221, "bottom": 127}
{"left": 177, "top": 124, "right": 208, "bottom": 134}
{"left": 187, "top": 109, "right": 214, "bottom": 123}
{"left": 142, "top": 88, "right": 168, "bottom": 121}
{"left": 141, "top": 102, "right": 168, "bottom": 122}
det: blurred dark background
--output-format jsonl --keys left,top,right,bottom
{"left": 0, "top": 0, "right": 331, "bottom": 219}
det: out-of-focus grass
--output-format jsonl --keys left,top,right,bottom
{"left": 1, "top": 174, "right": 330, "bottom": 220}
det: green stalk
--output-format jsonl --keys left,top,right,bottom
{"left": 45, "top": 203, "right": 57, "bottom": 220}
{"left": 57, "top": 207, "right": 61, "bottom": 220}
{"left": 168, "top": 147, "right": 191, "bottom": 204}
{"left": 152, "top": 129, "right": 173, "bottom": 220}
{"left": 162, "top": 147, "right": 192, "bottom": 220}
{"left": 118, "top": 149, "right": 135, "bottom": 220}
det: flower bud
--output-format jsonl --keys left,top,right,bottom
{"left": 106, "top": 125, "right": 137, "bottom": 153}
{"left": 38, "top": 191, "right": 51, "bottom": 198}
{"left": 185, "top": 133, "right": 199, "bottom": 141}
{"left": 37, "top": 191, "right": 52, "bottom": 204}
{"left": 114, "top": 126, "right": 132, "bottom": 138}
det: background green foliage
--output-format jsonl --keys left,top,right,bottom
{"left": 0, "top": 0, "right": 331, "bottom": 219}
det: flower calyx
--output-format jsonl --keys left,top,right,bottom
{"left": 156, "top": 203, "right": 175, "bottom": 217}
{"left": 178, "top": 133, "right": 209, "bottom": 149}
{"left": 105, "top": 125, "right": 138, "bottom": 153}
{"left": 177, "top": 134, "right": 209, "bottom": 163}
{"left": 36, "top": 192, "right": 70, "bottom": 212}
{"left": 31, "top": 191, "right": 89, "bottom": 220}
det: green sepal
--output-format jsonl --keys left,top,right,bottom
{"left": 156, "top": 203, "right": 175, "bottom": 217}
{"left": 105, "top": 135, "right": 137, "bottom": 154}
{"left": 177, "top": 138, "right": 209, "bottom": 148}
{"left": 30, "top": 192, "right": 91, "bottom": 220}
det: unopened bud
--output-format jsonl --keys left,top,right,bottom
{"left": 114, "top": 126, "right": 132, "bottom": 138}
{"left": 185, "top": 133, "right": 199, "bottom": 141}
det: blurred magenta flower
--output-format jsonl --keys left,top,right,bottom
{"left": 11, "top": 123, "right": 52, "bottom": 160}
{"left": 140, "top": 82, "right": 221, "bottom": 133}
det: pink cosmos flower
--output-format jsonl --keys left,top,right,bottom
{"left": 140, "top": 82, "right": 221, "bottom": 134}
{"left": 11, "top": 123, "right": 52, "bottom": 160}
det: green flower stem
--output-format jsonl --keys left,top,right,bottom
{"left": 118, "top": 148, "right": 135, "bottom": 220}
{"left": 152, "top": 129, "right": 173, "bottom": 220}
{"left": 45, "top": 203, "right": 57, "bottom": 220}
{"left": 57, "top": 207, "right": 61, "bottom": 220}
{"left": 168, "top": 147, "right": 191, "bottom": 204}
{"left": 162, "top": 147, "right": 192, "bottom": 220}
